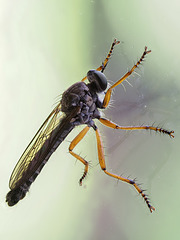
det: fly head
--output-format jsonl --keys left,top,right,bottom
{"left": 87, "top": 70, "right": 107, "bottom": 93}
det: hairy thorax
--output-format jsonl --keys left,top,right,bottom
{"left": 60, "top": 82, "right": 102, "bottom": 127}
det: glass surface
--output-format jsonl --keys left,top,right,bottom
{"left": 0, "top": 1, "right": 179, "bottom": 240}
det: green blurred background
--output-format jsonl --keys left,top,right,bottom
{"left": 0, "top": 0, "right": 179, "bottom": 239}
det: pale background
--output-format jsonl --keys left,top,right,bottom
{"left": 0, "top": 1, "right": 179, "bottom": 240}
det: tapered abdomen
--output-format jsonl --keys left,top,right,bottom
{"left": 6, "top": 117, "right": 74, "bottom": 206}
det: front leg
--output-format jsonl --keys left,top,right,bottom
{"left": 103, "top": 47, "right": 151, "bottom": 108}
{"left": 81, "top": 39, "right": 120, "bottom": 82}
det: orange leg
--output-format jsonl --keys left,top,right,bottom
{"left": 103, "top": 47, "right": 151, "bottom": 108}
{"left": 81, "top": 39, "right": 120, "bottom": 82}
{"left": 95, "top": 127, "right": 155, "bottom": 213}
{"left": 69, "top": 126, "right": 90, "bottom": 185}
{"left": 99, "top": 117, "right": 174, "bottom": 138}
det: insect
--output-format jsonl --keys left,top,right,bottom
{"left": 6, "top": 39, "right": 174, "bottom": 212}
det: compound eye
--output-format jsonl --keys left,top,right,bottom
{"left": 87, "top": 70, "right": 107, "bottom": 92}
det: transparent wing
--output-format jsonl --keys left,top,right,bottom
{"left": 9, "top": 102, "right": 64, "bottom": 189}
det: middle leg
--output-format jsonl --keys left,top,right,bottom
{"left": 99, "top": 117, "right": 174, "bottom": 138}
{"left": 69, "top": 126, "right": 90, "bottom": 185}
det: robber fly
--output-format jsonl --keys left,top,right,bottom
{"left": 6, "top": 39, "right": 174, "bottom": 212}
